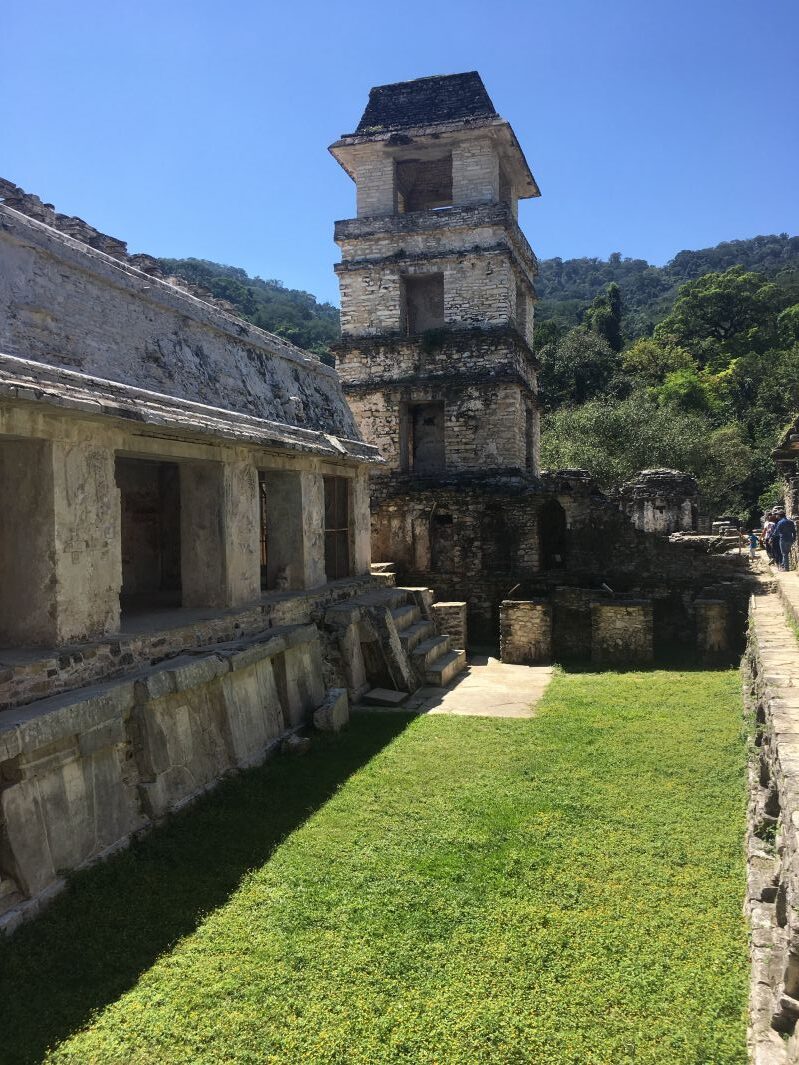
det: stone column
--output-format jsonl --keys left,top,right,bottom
{"left": 591, "top": 600, "right": 653, "bottom": 666}
{"left": 500, "top": 600, "right": 552, "bottom": 664}
{"left": 300, "top": 471, "right": 327, "bottom": 589}
{"left": 180, "top": 462, "right": 227, "bottom": 608}
{"left": 351, "top": 468, "right": 372, "bottom": 577}
{"left": 222, "top": 461, "right": 260, "bottom": 606}
{"left": 0, "top": 438, "right": 58, "bottom": 645}
{"left": 52, "top": 440, "right": 121, "bottom": 643}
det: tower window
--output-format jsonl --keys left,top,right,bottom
{"left": 395, "top": 156, "right": 453, "bottom": 212}
{"left": 402, "top": 401, "right": 445, "bottom": 474}
{"left": 403, "top": 274, "right": 444, "bottom": 335}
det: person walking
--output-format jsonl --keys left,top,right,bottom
{"left": 774, "top": 510, "right": 797, "bottom": 571}
{"left": 763, "top": 512, "right": 778, "bottom": 564}
{"left": 749, "top": 529, "right": 760, "bottom": 559}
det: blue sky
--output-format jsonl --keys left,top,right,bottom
{"left": 3, "top": 0, "right": 797, "bottom": 306}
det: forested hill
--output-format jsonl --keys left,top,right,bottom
{"left": 536, "top": 234, "right": 799, "bottom": 337}
{"left": 156, "top": 258, "right": 340, "bottom": 357}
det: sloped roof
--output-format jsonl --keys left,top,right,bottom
{"left": 354, "top": 72, "right": 498, "bottom": 134}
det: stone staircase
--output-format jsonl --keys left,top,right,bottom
{"left": 390, "top": 593, "right": 467, "bottom": 687}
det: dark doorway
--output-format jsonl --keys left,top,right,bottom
{"left": 539, "top": 499, "right": 568, "bottom": 570}
{"left": 116, "top": 458, "right": 181, "bottom": 609}
{"left": 324, "top": 476, "right": 351, "bottom": 581}
{"left": 411, "top": 402, "right": 445, "bottom": 473}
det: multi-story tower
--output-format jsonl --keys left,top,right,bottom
{"left": 330, "top": 71, "right": 540, "bottom": 477}
{"left": 330, "top": 72, "right": 545, "bottom": 635}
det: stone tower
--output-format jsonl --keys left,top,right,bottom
{"left": 329, "top": 72, "right": 545, "bottom": 637}
{"left": 329, "top": 71, "right": 541, "bottom": 478}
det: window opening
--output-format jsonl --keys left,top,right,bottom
{"left": 324, "top": 476, "right": 351, "bottom": 581}
{"left": 403, "top": 274, "right": 444, "bottom": 335}
{"left": 405, "top": 401, "right": 445, "bottom": 473}
{"left": 395, "top": 155, "right": 453, "bottom": 213}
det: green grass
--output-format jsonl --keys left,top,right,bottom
{"left": 0, "top": 669, "right": 748, "bottom": 1065}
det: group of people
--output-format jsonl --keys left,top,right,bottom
{"left": 750, "top": 508, "right": 798, "bottom": 570}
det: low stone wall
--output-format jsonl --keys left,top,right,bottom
{"left": 499, "top": 600, "right": 552, "bottom": 664}
{"left": 431, "top": 602, "right": 468, "bottom": 650}
{"left": 0, "top": 624, "right": 327, "bottom": 934}
{"left": 0, "top": 577, "right": 375, "bottom": 713}
{"left": 743, "top": 580, "right": 799, "bottom": 1063}
{"left": 590, "top": 600, "right": 653, "bottom": 666}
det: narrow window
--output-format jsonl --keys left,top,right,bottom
{"left": 324, "top": 476, "right": 351, "bottom": 581}
{"left": 403, "top": 274, "right": 444, "bottom": 335}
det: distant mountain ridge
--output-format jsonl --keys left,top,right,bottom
{"left": 535, "top": 234, "right": 799, "bottom": 337}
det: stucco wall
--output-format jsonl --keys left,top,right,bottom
{"left": 0, "top": 206, "right": 360, "bottom": 440}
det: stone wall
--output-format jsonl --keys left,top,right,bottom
{"left": 742, "top": 580, "right": 799, "bottom": 1063}
{"left": 499, "top": 600, "right": 552, "bottom": 664}
{"left": 343, "top": 372, "right": 534, "bottom": 473}
{"left": 0, "top": 204, "right": 360, "bottom": 439}
{"left": 0, "top": 623, "right": 328, "bottom": 932}
{"left": 590, "top": 600, "right": 654, "bottom": 666}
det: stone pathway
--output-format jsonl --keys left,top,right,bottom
{"left": 402, "top": 654, "right": 554, "bottom": 718}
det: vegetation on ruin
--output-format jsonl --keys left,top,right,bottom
{"left": 1, "top": 669, "right": 747, "bottom": 1064}
{"left": 539, "top": 251, "right": 799, "bottom": 520}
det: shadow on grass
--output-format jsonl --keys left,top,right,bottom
{"left": 0, "top": 713, "right": 413, "bottom": 1065}
{"left": 555, "top": 646, "right": 743, "bottom": 674}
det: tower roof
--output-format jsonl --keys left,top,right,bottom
{"left": 354, "top": 72, "right": 498, "bottom": 134}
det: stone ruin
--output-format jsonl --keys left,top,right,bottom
{"left": 329, "top": 71, "right": 752, "bottom": 659}
{"left": 613, "top": 468, "right": 699, "bottom": 535}
{"left": 0, "top": 164, "right": 466, "bottom": 931}
{"left": 0, "top": 70, "right": 756, "bottom": 934}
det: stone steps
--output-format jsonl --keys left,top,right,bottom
{"left": 400, "top": 620, "right": 436, "bottom": 654}
{"left": 391, "top": 604, "right": 420, "bottom": 631}
{"left": 426, "top": 649, "right": 467, "bottom": 687}
{"left": 412, "top": 635, "right": 452, "bottom": 671}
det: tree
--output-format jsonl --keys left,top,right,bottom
{"left": 621, "top": 336, "right": 695, "bottom": 384}
{"left": 584, "top": 282, "right": 623, "bottom": 352}
{"left": 540, "top": 390, "right": 754, "bottom": 518}
{"left": 538, "top": 327, "right": 621, "bottom": 409}
{"left": 653, "top": 267, "right": 785, "bottom": 366}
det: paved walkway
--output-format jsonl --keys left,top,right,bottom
{"left": 403, "top": 654, "right": 554, "bottom": 718}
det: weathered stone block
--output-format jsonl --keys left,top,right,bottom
{"left": 500, "top": 600, "right": 552, "bottom": 664}
{"left": 590, "top": 600, "right": 653, "bottom": 666}
{"left": 313, "top": 688, "right": 349, "bottom": 732}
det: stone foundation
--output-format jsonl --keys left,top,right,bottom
{"left": 0, "top": 623, "right": 327, "bottom": 932}
{"left": 499, "top": 600, "right": 552, "bottom": 664}
{"left": 590, "top": 600, "right": 653, "bottom": 666}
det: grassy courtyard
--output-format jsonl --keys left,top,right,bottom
{"left": 0, "top": 669, "right": 748, "bottom": 1064}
